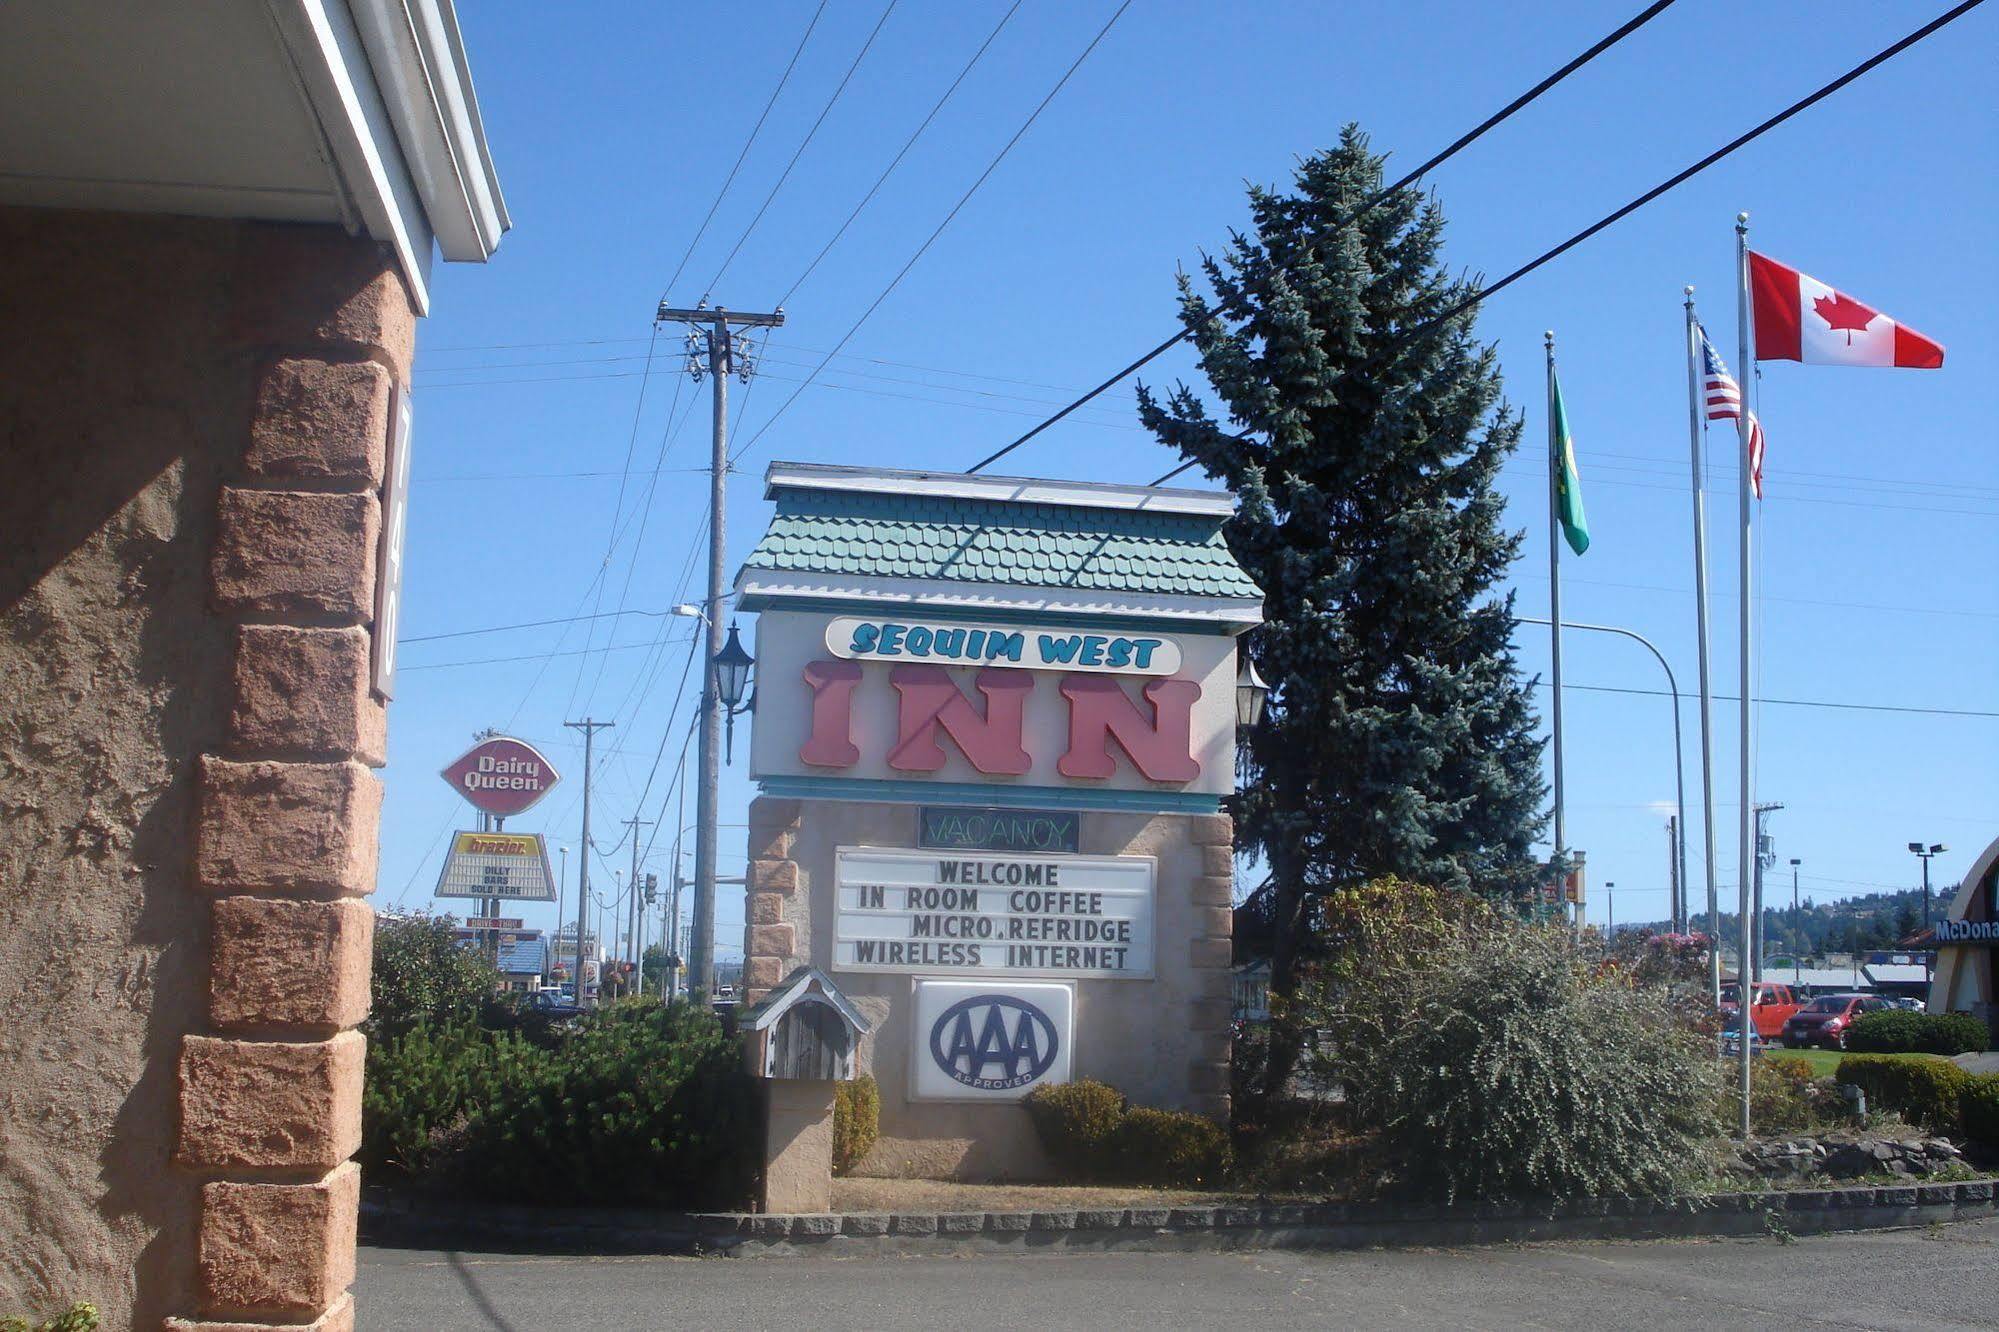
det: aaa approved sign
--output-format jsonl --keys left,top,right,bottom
{"left": 435, "top": 831, "right": 557, "bottom": 902}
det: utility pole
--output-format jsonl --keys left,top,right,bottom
{"left": 655, "top": 301, "right": 784, "bottom": 1000}
{"left": 1789, "top": 856, "right": 1802, "bottom": 985}
{"left": 1666, "top": 817, "right": 1679, "bottom": 934}
{"left": 1752, "top": 801, "right": 1783, "bottom": 984}
{"left": 563, "top": 718, "right": 614, "bottom": 1006}
{"left": 623, "top": 815, "right": 652, "bottom": 984}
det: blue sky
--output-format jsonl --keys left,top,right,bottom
{"left": 383, "top": 1, "right": 1997, "bottom": 954}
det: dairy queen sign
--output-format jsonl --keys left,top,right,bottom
{"left": 732, "top": 462, "right": 1261, "bottom": 1178}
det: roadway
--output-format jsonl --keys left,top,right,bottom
{"left": 359, "top": 1216, "right": 1998, "bottom": 1329}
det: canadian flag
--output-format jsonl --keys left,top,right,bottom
{"left": 1749, "top": 252, "right": 1944, "bottom": 368}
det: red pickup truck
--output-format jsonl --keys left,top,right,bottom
{"left": 1719, "top": 981, "right": 1804, "bottom": 1040}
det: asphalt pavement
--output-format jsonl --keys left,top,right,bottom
{"left": 359, "top": 1217, "right": 1998, "bottom": 1330}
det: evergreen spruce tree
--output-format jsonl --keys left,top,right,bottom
{"left": 1137, "top": 127, "right": 1545, "bottom": 1101}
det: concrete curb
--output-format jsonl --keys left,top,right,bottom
{"left": 361, "top": 1179, "right": 1997, "bottom": 1258}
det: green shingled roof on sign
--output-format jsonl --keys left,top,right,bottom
{"left": 741, "top": 489, "right": 1261, "bottom": 600}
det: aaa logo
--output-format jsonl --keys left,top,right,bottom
{"left": 929, "top": 994, "right": 1059, "bottom": 1090}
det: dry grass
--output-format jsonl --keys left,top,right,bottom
{"left": 830, "top": 1178, "right": 1252, "bottom": 1213}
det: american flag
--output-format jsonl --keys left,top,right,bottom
{"left": 1698, "top": 324, "right": 1764, "bottom": 497}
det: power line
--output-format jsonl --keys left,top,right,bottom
{"left": 400, "top": 636, "right": 695, "bottom": 673}
{"left": 661, "top": 0, "right": 829, "bottom": 301}
{"left": 402, "top": 608, "right": 679, "bottom": 645}
{"left": 776, "top": 0, "right": 1024, "bottom": 308}
{"left": 729, "top": 0, "right": 1136, "bottom": 466}
{"left": 966, "top": 0, "right": 1680, "bottom": 476}
{"left": 1535, "top": 677, "right": 1999, "bottom": 720}
{"left": 1143, "top": 0, "right": 1987, "bottom": 490}
{"left": 705, "top": 0, "right": 899, "bottom": 294}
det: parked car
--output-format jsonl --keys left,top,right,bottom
{"left": 1719, "top": 981, "right": 1804, "bottom": 1041}
{"left": 530, "top": 990, "right": 583, "bottom": 1017}
{"left": 1781, "top": 992, "right": 1894, "bottom": 1050}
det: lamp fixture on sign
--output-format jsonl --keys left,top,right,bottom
{"left": 714, "top": 623, "right": 755, "bottom": 763}
{"left": 1235, "top": 654, "right": 1269, "bottom": 731}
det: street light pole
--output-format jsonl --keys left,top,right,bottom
{"left": 1605, "top": 880, "right": 1616, "bottom": 939}
{"left": 1513, "top": 615, "right": 1688, "bottom": 938}
{"left": 1789, "top": 856, "right": 1801, "bottom": 986}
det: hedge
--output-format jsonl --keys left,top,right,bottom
{"left": 1846, "top": 1010, "right": 1989, "bottom": 1057}
{"left": 833, "top": 1074, "right": 880, "bottom": 1176}
{"left": 1835, "top": 1054, "right": 1972, "bottom": 1130}
{"left": 1960, "top": 1074, "right": 1999, "bottom": 1147}
{"left": 1024, "top": 1080, "right": 1230, "bottom": 1186}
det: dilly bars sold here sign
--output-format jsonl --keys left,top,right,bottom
{"left": 439, "top": 736, "right": 561, "bottom": 818}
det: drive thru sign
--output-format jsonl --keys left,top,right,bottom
{"left": 440, "top": 736, "right": 561, "bottom": 817}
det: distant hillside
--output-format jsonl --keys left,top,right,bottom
{"left": 1626, "top": 884, "right": 1951, "bottom": 954}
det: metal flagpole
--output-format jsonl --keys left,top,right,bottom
{"left": 1545, "top": 332, "right": 1572, "bottom": 933}
{"left": 1733, "top": 214, "right": 1757, "bottom": 1136}
{"left": 1684, "top": 287, "right": 1724, "bottom": 1008}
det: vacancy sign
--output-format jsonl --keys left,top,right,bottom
{"left": 440, "top": 736, "right": 561, "bottom": 817}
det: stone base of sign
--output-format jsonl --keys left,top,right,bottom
{"left": 741, "top": 796, "right": 1234, "bottom": 1180}
{"left": 762, "top": 1079, "right": 839, "bottom": 1215}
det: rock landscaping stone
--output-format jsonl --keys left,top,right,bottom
{"left": 1125, "top": 1208, "right": 1171, "bottom": 1229}
{"left": 888, "top": 1214, "right": 936, "bottom": 1236}
{"left": 841, "top": 1214, "right": 890, "bottom": 1237}
{"left": 938, "top": 1213, "right": 986, "bottom": 1234}
{"left": 1074, "top": 1210, "right": 1124, "bottom": 1231}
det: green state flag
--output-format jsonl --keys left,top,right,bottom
{"left": 1551, "top": 372, "right": 1590, "bottom": 555}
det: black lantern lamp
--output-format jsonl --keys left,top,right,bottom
{"left": 1235, "top": 653, "right": 1269, "bottom": 731}
{"left": 713, "top": 622, "right": 755, "bottom": 762}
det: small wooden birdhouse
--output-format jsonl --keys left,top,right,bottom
{"left": 742, "top": 965, "right": 871, "bottom": 1082}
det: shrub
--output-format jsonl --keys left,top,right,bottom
{"left": 1106, "top": 1107, "right": 1232, "bottom": 1186}
{"left": 0, "top": 1305, "right": 98, "bottom": 1332}
{"left": 1847, "top": 1010, "right": 1989, "bottom": 1057}
{"left": 833, "top": 1074, "right": 880, "bottom": 1175}
{"left": 362, "top": 1000, "right": 759, "bottom": 1209}
{"left": 1957, "top": 1073, "right": 1999, "bottom": 1147}
{"left": 1024, "top": 1079, "right": 1127, "bottom": 1176}
{"left": 367, "top": 913, "right": 502, "bottom": 1041}
{"left": 1836, "top": 1054, "right": 1972, "bottom": 1130}
{"left": 1745, "top": 1055, "right": 1835, "bottom": 1132}
{"left": 1301, "top": 901, "right": 1722, "bottom": 1203}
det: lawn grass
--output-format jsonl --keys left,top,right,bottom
{"left": 1763, "top": 1047, "right": 1947, "bottom": 1077}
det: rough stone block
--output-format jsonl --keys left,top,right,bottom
{"left": 197, "top": 758, "right": 382, "bottom": 895}
{"left": 986, "top": 1211, "right": 1032, "bottom": 1232}
{"left": 235, "top": 225, "right": 416, "bottom": 369}
{"left": 1191, "top": 906, "right": 1234, "bottom": 939}
{"left": 1199, "top": 844, "right": 1234, "bottom": 877}
{"left": 889, "top": 1213, "right": 937, "bottom": 1236}
{"left": 750, "top": 859, "right": 800, "bottom": 896}
{"left": 229, "top": 626, "right": 386, "bottom": 765}
{"left": 1168, "top": 1207, "right": 1215, "bottom": 1229}
{"left": 248, "top": 357, "right": 392, "bottom": 484}
{"left": 791, "top": 1214, "right": 840, "bottom": 1237}
{"left": 1958, "top": 1180, "right": 1993, "bottom": 1202}
{"left": 1191, "top": 875, "right": 1234, "bottom": 907}
{"left": 212, "top": 489, "right": 379, "bottom": 622}
{"left": 1126, "top": 1208, "right": 1170, "bottom": 1229}
{"left": 211, "top": 896, "right": 374, "bottom": 1030}
{"left": 841, "top": 1213, "right": 890, "bottom": 1237}
{"left": 168, "top": 1293, "right": 354, "bottom": 1332}
{"left": 1187, "top": 1059, "right": 1229, "bottom": 1094}
{"left": 746, "top": 1215, "right": 790, "bottom": 1239}
{"left": 748, "top": 892, "right": 786, "bottom": 926}
{"left": 747, "top": 923, "right": 795, "bottom": 958}
{"left": 1216, "top": 1206, "right": 1260, "bottom": 1228}
{"left": 1028, "top": 1211, "right": 1076, "bottom": 1231}
{"left": 1186, "top": 812, "right": 1233, "bottom": 846}
{"left": 1876, "top": 1186, "right": 1918, "bottom": 1208}
{"left": 743, "top": 956, "right": 784, "bottom": 990}
{"left": 1188, "top": 937, "right": 1232, "bottom": 969}
{"left": 197, "top": 1164, "right": 359, "bottom": 1317}
{"left": 938, "top": 1212, "right": 986, "bottom": 1234}
{"left": 177, "top": 1032, "right": 364, "bottom": 1170}
{"left": 1074, "top": 1209, "right": 1123, "bottom": 1231}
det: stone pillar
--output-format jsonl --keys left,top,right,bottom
{"left": 761, "top": 1079, "right": 839, "bottom": 1215}
{"left": 169, "top": 227, "right": 413, "bottom": 1331}
{"left": 1185, "top": 812, "right": 1237, "bottom": 1123}
{"left": 743, "top": 797, "right": 804, "bottom": 1005}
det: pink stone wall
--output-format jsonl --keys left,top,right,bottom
{"left": 0, "top": 208, "right": 413, "bottom": 1328}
